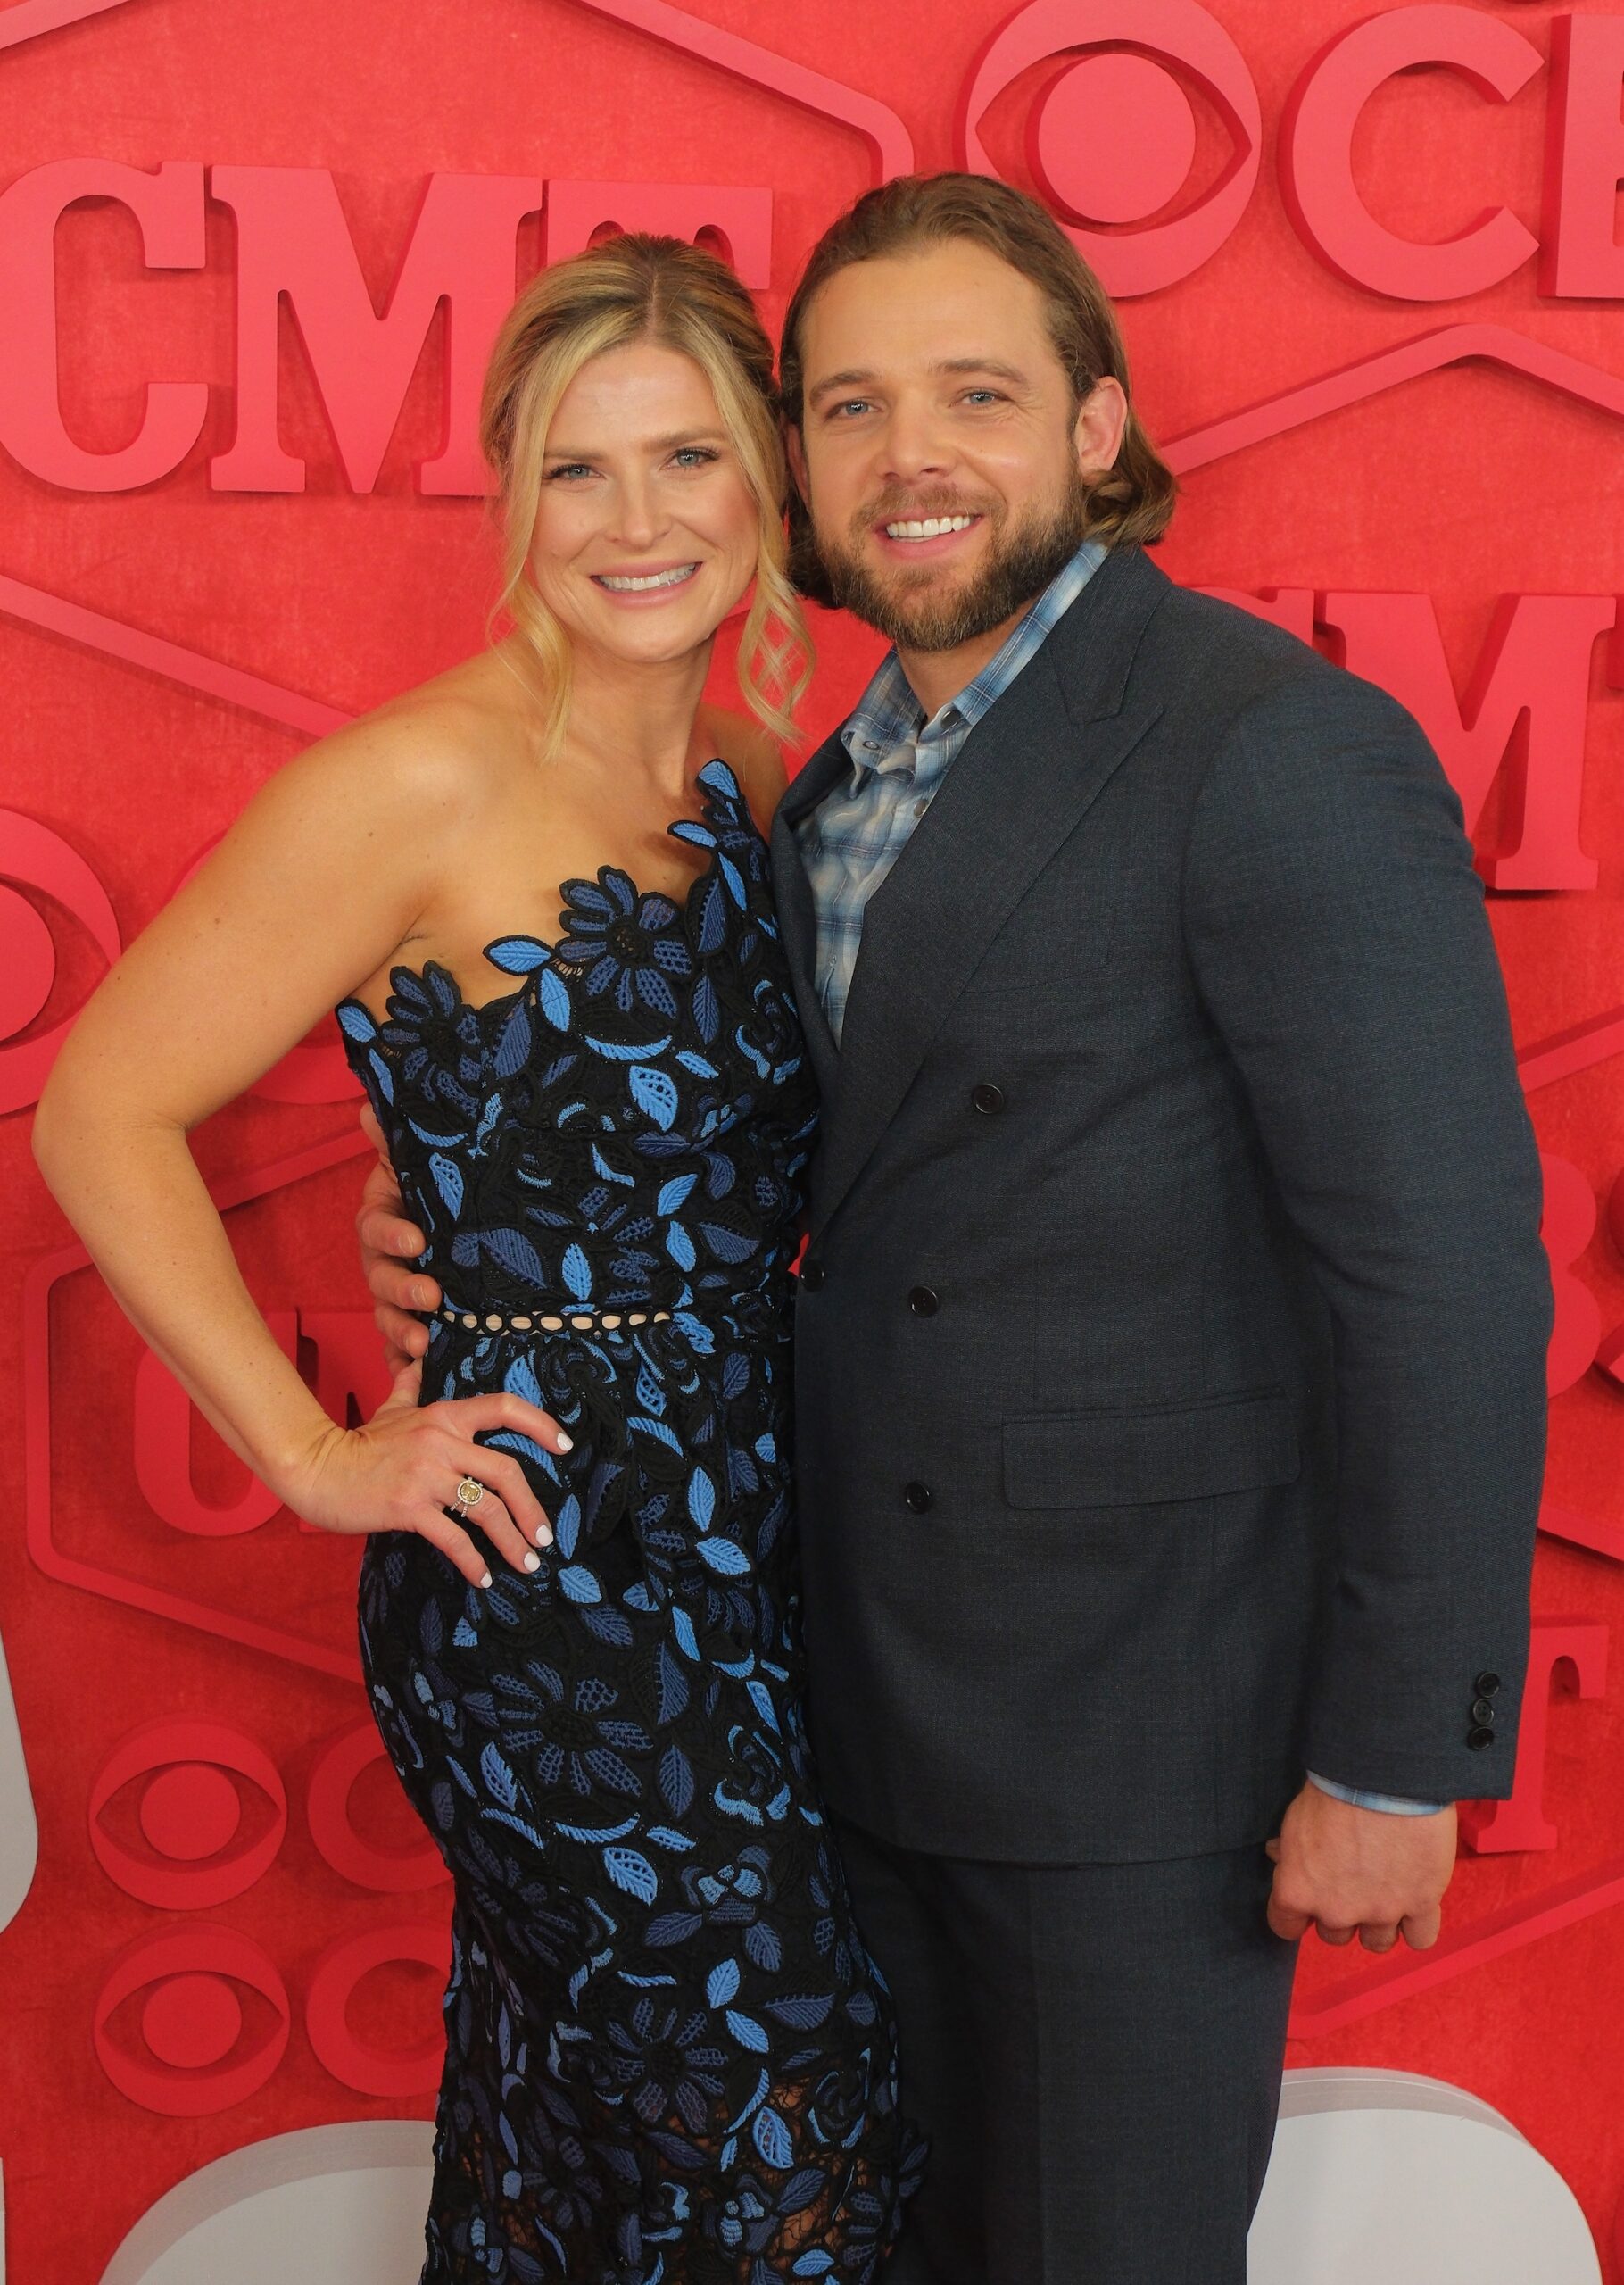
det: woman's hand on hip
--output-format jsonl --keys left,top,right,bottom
{"left": 283, "top": 1359, "right": 572, "bottom": 1588}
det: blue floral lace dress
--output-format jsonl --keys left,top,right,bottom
{"left": 336, "top": 761, "right": 923, "bottom": 2285}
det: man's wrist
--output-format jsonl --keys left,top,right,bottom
{"left": 1305, "top": 1769, "right": 1449, "bottom": 1816}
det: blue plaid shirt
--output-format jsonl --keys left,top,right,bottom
{"left": 799, "top": 540, "right": 1107, "bottom": 1043}
{"left": 795, "top": 536, "right": 1446, "bottom": 1821}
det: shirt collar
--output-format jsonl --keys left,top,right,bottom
{"left": 838, "top": 536, "right": 1107, "bottom": 776}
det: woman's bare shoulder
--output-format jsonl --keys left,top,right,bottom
{"left": 280, "top": 652, "right": 526, "bottom": 830}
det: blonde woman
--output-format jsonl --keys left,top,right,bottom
{"left": 34, "top": 237, "right": 922, "bottom": 2281}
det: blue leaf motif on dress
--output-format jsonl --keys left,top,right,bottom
{"left": 336, "top": 1001, "right": 376, "bottom": 1043}
{"left": 485, "top": 935, "right": 553, "bottom": 975}
{"left": 494, "top": 1001, "right": 532, "bottom": 1078}
{"left": 554, "top": 1493, "right": 582, "bottom": 1562}
{"left": 483, "top": 1226, "right": 544, "bottom": 1284}
{"left": 629, "top": 1416, "right": 684, "bottom": 1453}
{"left": 630, "top": 1064, "right": 679, "bottom": 1132}
{"left": 706, "top": 1958, "right": 740, "bottom": 2009}
{"left": 480, "top": 1742, "right": 518, "bottom": 1811}
{"left": 659, "top": 1742, "right": 695, "bottom": 1816}
{"left": 559, "top": 1565, "right": 601, "bottom": 1604}
{"left": 765, "top": 1993, "right": 833, "bottom": 2030}
{"left": 725, "top": 2010, "right": 769, "bottom": 2053}
{"left": 503, "top": 1355, "right": 542, "bottom": 1407}
{"left": 697, "top": 1537, "right": 750, "bottom": 1577}
{"left": 753, "top": 2108, "right": 794, "bottom": 2170}
{"left": 744, "top": 1922, "right": 782, "bottom": 1973}
{"left": 687, "top": 1468, "right": 716, "bottom": 1531}
{"left": 666, "top": 1223, "right": 697, "bottom": 1271}
{"left": 657, "top": 1173, "right": 697, "bottom": 1217}
{"left": 539, "top": 966, "right": 572, "bottom": 1030}
{"left": 562, "top": 1244, "right": 592, "bottom": 1302}
{"left": 429, "top": 1152, "right": 464, "bottom": 1216}
{"left": 604, "top": 1847, "right": 659, "bottom": 1905}
{"left": 700, "top": 1222, "right": 756, "bottom": 1266}
{"left": 585, "top": 1033, "right": 672, "bottom": 1064}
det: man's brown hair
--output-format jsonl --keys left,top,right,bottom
{"left": 780, "top": 172, "right": 1176, "bottom": 600}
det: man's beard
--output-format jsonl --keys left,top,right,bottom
{"left": 797, "top": 471, "right": 1092, "bottom": 652}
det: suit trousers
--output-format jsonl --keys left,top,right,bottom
{"left": 831, "top": 1813, "right": 1301, "bottom": 2285}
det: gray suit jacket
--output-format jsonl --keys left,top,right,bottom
{"left": 769, "top": 544, "right": 1552, "bottom": 1864}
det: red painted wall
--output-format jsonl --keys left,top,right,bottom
{"left": 3, "top": 0, "right": 1623, "bottom": 2274}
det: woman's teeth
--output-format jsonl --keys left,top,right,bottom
{"left": 596, "top": 564, "right": 699, "bottom": 592}
{"left": 883, "top": 515, "right": 977, "bottom": 540}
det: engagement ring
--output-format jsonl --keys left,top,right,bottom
{"left": 454, "top": 1476, "right": 485, "bottom": 1508}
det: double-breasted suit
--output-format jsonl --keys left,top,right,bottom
{"left": 768, "top": 542, "right": 1552, "bottom": 2282}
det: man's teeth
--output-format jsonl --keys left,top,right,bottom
{"left": 884, "top": 514, "right": 977, "bottom": 540}
{"left": 597, "top": 565, "right": 699, "bottom": 592}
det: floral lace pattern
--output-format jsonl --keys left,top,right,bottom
{"left": 336, "top": 761, "right": 923, "bottom": 2284}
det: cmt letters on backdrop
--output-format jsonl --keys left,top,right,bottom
{"left": 4, "top": 6, "right": 1624, "bottom": 494}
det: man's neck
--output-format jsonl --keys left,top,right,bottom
{"left": 893, "top": 604, "right": 1030, "bottom": 722}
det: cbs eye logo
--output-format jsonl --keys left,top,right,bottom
{"left": 89, "top": 1716, "right": 447, "bottom": 2114}
{"left": 957, "top": 0, "right": 1262, "bottom": 295}
{"left": 0, "top": 810, "right": 120, "bottom": 1117}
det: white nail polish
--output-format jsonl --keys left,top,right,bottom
{"left": 479, "top": 1570, "right": 493, "bottom": 1589}
{"left": 555, "top": 1432, "right": 574, "bottom": 1453}
{"left": 524, "top": 1551, "right": 542, "bottom": 1572}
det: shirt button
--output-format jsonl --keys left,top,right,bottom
{"left": 1467, "top": 1725, "right": 1495, "bottom": 1750}
{"left": 903, "top": 1482, "right": 934, "bottom": 1514}
{"left": 800, "top": 1261, "right": 825, "bottom": 1292}
{"left": 971, "top": 1083, "right": 1005, "bottom": 1115}
{"left": 1474, "top": 1671, "right": 1502, "bottom": 1696}
{"left": 908, "top": 1286, "right": 940, "bottom": 1317}
{"left": 913, "top": 797, "right": 930, "bottom": 818}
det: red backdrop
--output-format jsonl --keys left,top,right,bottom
{"left": 4, "top": 0, "right": 1624, "bottom": 2275}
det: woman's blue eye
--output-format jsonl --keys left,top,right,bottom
{"left": 547, "top": 463, "right": 592, "bottom": 481}
{"left": 671, "top": 448, "right": 718, "bottom": 469}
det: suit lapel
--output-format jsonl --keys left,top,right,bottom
{"left": 810, "top": 545, "right": 1171, "bottom": 1240}
{"left": 769, "top": 732, "right": 849, "bottom": 1098}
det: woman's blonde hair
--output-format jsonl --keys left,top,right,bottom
{"left": 480, "top": 233, "right": 811, "bottom": 757}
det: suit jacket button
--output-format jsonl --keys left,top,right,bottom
{"left": 1474, "top": 1671, "right": 1502, "bottom": 1696}
{"left": 903, "top": 1482, "right": 933, "bottom": 1514}
{"left": 971, "top": 1083, "right": 1005, "bottom": 1114}
{"left": 800, "top": 1260, "right": 825, "bottom": 1292}
{"left": 1471, "top": 1697, "right": 1496, "bottom": 1725}
{"left": 1467, "top": 1725, "right": 1495, "bottom": 1749}
{"left": 908, "top": 1285, "right": 940, "bottom": 1317}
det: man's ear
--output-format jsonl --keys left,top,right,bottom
{"left": 785, "top": 420, "right": 811, "bottom": 507}
{"left": 1073, "top": 377, "right": 1129, "bottom": 481}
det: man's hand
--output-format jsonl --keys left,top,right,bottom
{"left": 1265, "top": 1781, "right": 1457, "bottom": 1952}
{"left": 356, "top": 1103, "right": 442, "bottom": 1371}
